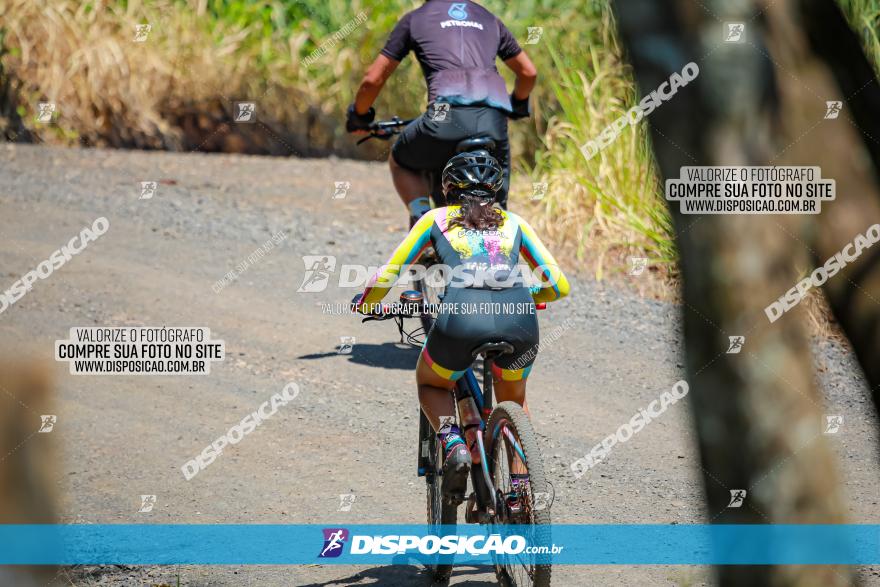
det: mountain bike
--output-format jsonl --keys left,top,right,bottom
{"left": 358, "top": 116, "right": 503, "bottom": 333}
{"left": 359, "top": 292, "right": 553, "bottom": 587}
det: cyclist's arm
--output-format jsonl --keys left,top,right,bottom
{"left": 358, "top": 210, "right": 435, "bottom": 309}
{"left": 515, "top": 214, "right": 569, "bottom": 303}
{"left": 496, "top": 19, "right": 536, "bottom": 101}
{"left": 504, "top": 52, "right": 538, "bottom": 100}
{"left": 354, "top": 55, "right": 400, "bottom": 114}
{"left": 353, "top": 12, "right": 411, "bottom": 115}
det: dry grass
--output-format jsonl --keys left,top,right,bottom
{"left": 2, "top": 0, "right": 184, "bottom": 147}
{"left": 0, "top": 0, "right": 360, "bottom": 153}
{"left": 510, "top": 7, "right": 671, "bottom": 284}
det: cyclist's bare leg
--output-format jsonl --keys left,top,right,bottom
{"left": 494, "top": 379, "right": 529, "bottom": 475}
{"left": 416, "top": 354, "right": 456, "bottom": 432}
{"left": 494, "top": 379, "right": 528, "bottom": 410}
{"left": 389, "top": 153, "right": 431, "bottom": 220}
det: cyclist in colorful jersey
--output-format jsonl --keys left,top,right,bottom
{"left": 354, "top": 151, "right": 568, "bottom": 497}
{"left": 345, "top": 0, "right": 538, "bottom": 223}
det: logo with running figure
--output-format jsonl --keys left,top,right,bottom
{"left": 726, "top": 335, "right": 745, "bottom": 354}
{"left": 138, "top": 494, "right": 157, "bottom": 513}
{"left": 297, "top": 255, "right": 337, "bottom": 293}
{"left": 525, "top": 27, "right": 544, "bottom": 45}
{"left": 824, "top": 415, "right": 843, "bottom": 434}
{"left": 139, "top": 181, "right": 158, "bottom": 200}
{"left": 824, "top": 101, "right": 843, "bottom": 119}
{"left": 319, "top": 528, "right": 349, "bottom": 558}
{"left": 338, "top": 493, "right": 356, "bottom": 511}
{"left": 531, "top": 182, "right": 548, "bottom": 201}
{"left": 36, "top": 102, "right": 56, "bottom": 123}
{"left": 134, "top": 23, "right": 152, "bottom": 42}
{"left": 38, "top": 415, "right": 57, "bottom": 433}
{"left": 628, "top": 256, "right": 648, "bottom": 276}
{"left": 429, "top": 102, "right": 451, "bottom": 123}
{"left": 333, "top": 181, "right": 351, "bottom": 199}
{"left": 337, "top": 336, "right": 356, "bottom": 355}
{"left": 725, "top": 23, "right": 745, "bottom": 43}
{"left": 448, "top": 3, "right": 468, "bottom": 20}
{"left": 727, "top": 489, "right": 746, "bottom": 508}
{"left": 234, "top": 101, "right": 256, "bottom": 123}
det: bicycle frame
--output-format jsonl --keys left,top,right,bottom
{"left": 415, "top": 342, "right": 502, "bottom": 519}
{"left": 456, "top": 362, "right": 498, "bottom": 517}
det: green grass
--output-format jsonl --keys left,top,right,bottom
{"left": 840, "top": 0, "right": 880, "bottom": 76}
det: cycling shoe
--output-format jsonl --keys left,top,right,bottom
{"left": 441, "top": 444, "right": 471, "bottom": 504}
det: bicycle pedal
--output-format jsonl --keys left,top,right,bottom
{"left": 444, "top": 492, "right": 465, "bottom": 506}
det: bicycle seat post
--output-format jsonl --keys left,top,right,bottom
{"left": 483, "top": 353, "right": 495, "bottom": 415}
{"left": 470, "top": 342, "right": 514, "bottom": 416}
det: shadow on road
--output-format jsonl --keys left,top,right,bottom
{"left": 298, "top": 342, "right": 420, "bottom": 371}
{"left": 297, "top": 564, "right": 495, "bottom": 586}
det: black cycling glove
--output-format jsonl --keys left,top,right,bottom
{"left": 346, "top": 104, "right": 375, "bottom": 132}
{"left": 509, "top": 93, "right": 531, "bottom": 120}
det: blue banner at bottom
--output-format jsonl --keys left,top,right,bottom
{"left": 1, "top": 524, "right": 878, "bottom": 565}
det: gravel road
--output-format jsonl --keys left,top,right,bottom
{"left": 1, "top": 144, "right": 878, "bottom": 586}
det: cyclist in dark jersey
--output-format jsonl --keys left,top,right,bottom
{"left": 346, "top": 0, "right": 538, "bottom": 222}
{"left": 354, "top": 152, "right": 568, "bottom": 497}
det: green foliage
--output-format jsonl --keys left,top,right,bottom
{"left": 840, "top": 0, "right": 880, "bottom": 75}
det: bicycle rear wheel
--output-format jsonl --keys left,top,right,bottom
{"left": 424, "top": 413, "right": 456, "bottom": 584}
{"left": 485, "top": 401, "right": 552, "bottom": 587}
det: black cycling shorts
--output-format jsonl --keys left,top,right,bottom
{"left": 392, "top": 104, "right": 510, "bottom": 207}
{"left": 422, "top": 286, "right": 539, "bottom": 382}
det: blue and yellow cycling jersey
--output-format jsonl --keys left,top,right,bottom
{"left": 360, "top": 206, "right": 569, "bottom": 307}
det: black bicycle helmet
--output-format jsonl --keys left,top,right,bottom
{"left": 441, "top": 150, "right": 504, "bottom": 200}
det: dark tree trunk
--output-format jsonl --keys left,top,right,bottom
{"left": 610, "top": 0, "right": 880, "bottom": 584}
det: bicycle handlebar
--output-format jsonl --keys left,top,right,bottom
{"left": 351, "top": 294, "right": 423, "bottom": 322}
{"left": 360, "top": 304, "right": 423, "bottom": 321}
{"left": 354, "top": 291, "right": 546, "bottom": 349}
{"left": 356, "top": 299, "right": 547, "bottom": 320}
{"left": 355, "top": 116, "right": 413, "bottom": 145}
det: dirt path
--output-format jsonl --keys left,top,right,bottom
{"left": 1, "top": 144, "right": 878, "bottom": 586}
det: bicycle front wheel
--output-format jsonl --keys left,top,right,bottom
{"left": 425, "top": 417, "right": 457, "bottom": 584}
{"left": 485, "top": 401, "right": 552, "bottom": 587}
